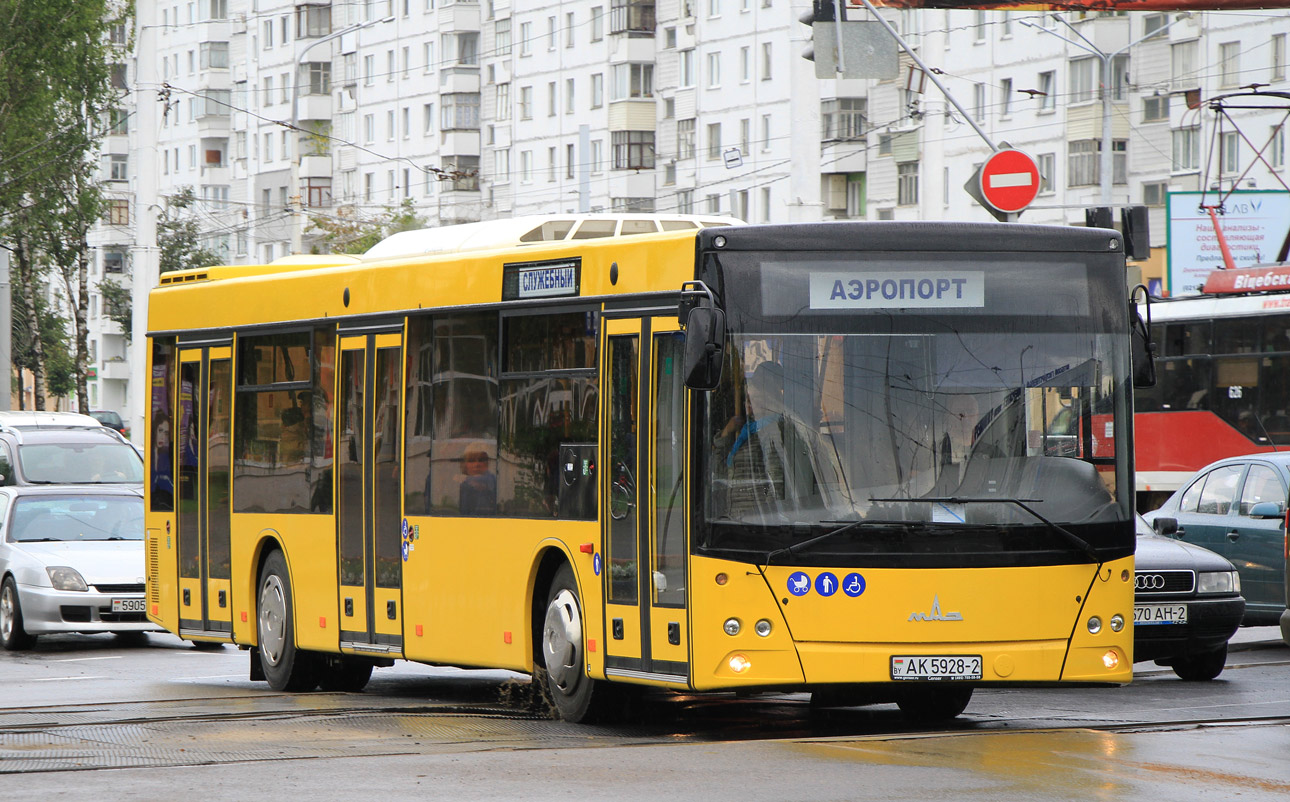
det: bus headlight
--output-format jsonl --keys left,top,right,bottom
{"left": 47, "top": 566, "right": 88, "bottom": 592}
{"left": 1110, "top": 614, "right": 1125, "bottom": 632}
{"left": 1087, "top": 616, "right": 1102, "bottom": 634}
{"left": 729, "top": 654, "right": 751, "bottom": 673}
{"left": 1102, "top": 649, "right": 1120, "bottom": 670}
{"left": 723, "top": 618, "right": 741, "bottom": 636}
{"left": 754, "top": 619, "right": 772, "bottom": 637}
{"left": 1198, "top": 571, "right": 1239, "bottom": 594}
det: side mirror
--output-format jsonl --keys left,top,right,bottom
{"left": 1247, "top": 501, "right": 1284, "bottom": 519}
{"left": 682, "top": 306, "right": 726, "bottom": 391}
{"left": 1151, "top": 516, "right": 1178, "bottom": 536}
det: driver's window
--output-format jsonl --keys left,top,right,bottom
{"left": 1196, "top": 464, "right": 1244, "bottom": 515}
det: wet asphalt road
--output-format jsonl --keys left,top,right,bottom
{"left": 1, "top": 628, "right": 1288, "bottom": 801}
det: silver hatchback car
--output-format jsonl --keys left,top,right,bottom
{"left": 0, "top": 485, "right": 160, "bottom": 649}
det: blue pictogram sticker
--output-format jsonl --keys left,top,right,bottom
{"left": 787, "top": 571, "right": 811, "bottom": 596}
{"left": 843, "top": 573, "right": 866, "bottom": 597}
{"left": 593, "top": 553, "right": 602, "bottom": 576}
{"left": 815, "top": 572, "right": 838, "bottom": 597}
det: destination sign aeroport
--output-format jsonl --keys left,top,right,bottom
{"left": 809, "top": 272, "right": 986, "bottom": 309}
{"left": 852, "top": 1, "right": 1290, "bottom": 10}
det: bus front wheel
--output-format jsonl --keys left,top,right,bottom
{"left": 540, "top": 564, "right": 611, "bottom": 722}
{"left": 896, "top": 686, "right": 974, "bottom": 722}
{"left": 256, "top": 550, "right": 318, "bottom": 692}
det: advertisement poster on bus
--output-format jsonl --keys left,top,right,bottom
{"left": 1166, "top": 190, "right": 1290, "bottom": 296}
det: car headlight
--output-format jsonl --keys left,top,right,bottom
{"left": 47, "top": 566, "right": 89, "bottom": 592}
{"left": 1198, "top": 570, "right": 1240, "bottom": 595}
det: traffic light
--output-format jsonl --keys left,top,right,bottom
{"left": 1122, "top": 205, "right": 1151, "bottom": 261}
{"left": 799, "top": 1, "right": 841, "bottom": 66}
{"left": 1085, "top": 207, "right": 1113, "bottom": 229}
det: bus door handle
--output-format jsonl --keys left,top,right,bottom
{"left": 1226, "top": 530, "right": 1241, "bottom": 542}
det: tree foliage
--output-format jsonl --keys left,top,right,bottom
{"left": 158, "top": 186, "right": 222, "bottom": 274}
{"left": 307, "top": 199, "right": 428, "bottom": 255}
{"left": 100, "top": 277, "right": 131, "bottom": 341}
{"left": 0, "top": 0, "right": 133, "bottom": 409}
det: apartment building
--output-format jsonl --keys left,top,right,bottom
{"left": 88, "top": 1, "right": 1289, "bottom": 434}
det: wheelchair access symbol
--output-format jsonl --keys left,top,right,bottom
{"left": 842, "top": 573, "right": 866, "bottom": 597}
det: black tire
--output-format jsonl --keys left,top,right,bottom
{"left": 1172, "top": 644, "right": 1227, "bottom": 681}
{"left": 256, "top": 550, "right": 318, "bottom": 691}
{"left": 1, "top": 576, "right": 36, "bottom": 651}
{"left": 318, "top": 656, "right": 374, "bottom": 692}
{"left": 540, "top": 564, "right": 614, "bottom": 722}
{"left": 896, "top": 686, "right": 974, "bottom": 722}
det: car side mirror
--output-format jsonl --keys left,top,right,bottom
{"left": 682, "top": 306, "right": 726, "bottom": 391}
{"left": 1247, "top": 501, "right": 1284, "bottom": 519}
{"left": 1152, "top": 516, "right": 1178, "bottom": 536}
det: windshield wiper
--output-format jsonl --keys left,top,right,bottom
{"left": 870, "top": 496, "right": 1100, "bottom": 562}
{"left": 764, "top": 518, "right": 876, "bottom": 565}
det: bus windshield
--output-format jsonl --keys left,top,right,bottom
{"left": 698, "top": 249, "right": 1133, "bottom": 567}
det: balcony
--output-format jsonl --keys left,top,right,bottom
{"left": 301, "top": 155, "right": 332, "bottom": 178}
{"left": 441, "top": 130, "right": 480, "bottom": 157}
{"left": 295, "top": 93, "right": 331, "bottom": 123}
{"left": 440, "top": 66, "right": 480, "bottom": 95}
{"left": 101, "top": 358, "right": 131, "bottom": 381}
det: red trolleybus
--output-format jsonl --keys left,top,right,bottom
{"left": 144, "top": 217, "right": 1141, "bottom": 722}
{"left": 1135, "top": 264, "right": 1290, "bottom": 511}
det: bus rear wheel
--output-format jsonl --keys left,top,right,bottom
{"left": 256, "top": 550, "right": 318, "bottom": 692}
{"left": 540, "top": 564, "right": 613, "bottom": 722}
{"left": 896, "top": 686, "right": 974, "bottom": 722}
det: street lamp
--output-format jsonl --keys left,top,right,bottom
{"left": 288, "top": 15, "right": 393, "bottom": 253}
{"left": 1020, "top": 13, "right": 1192, "bottom": 207}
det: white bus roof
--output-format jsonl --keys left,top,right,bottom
{"left": 362, "top": 214, "right": 744, "bottom": 261}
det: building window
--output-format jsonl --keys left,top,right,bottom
{"left": 680, "top": 49, "right": 694, "bottom": 87}
{"left": 1274, "top": 33, "right": 1287, "bottom": 81}
{"left": 1222, "top": 131, "right": 1240, "bottom": 172}
{"left": 494, "top": 148, "right": 511, "bottom": 182}
{"left": 706, "top": 52, "right": 720, "bottom": 88}
{"left": 761, "top": 42, "right": 772, "bottom": 80}
{"left": 897, "top": 161, "right": 919, "bottom": 206}
{"left": 519, "top": 86, "right": 533, "bottom": 119}
{"left": 296, "top": 3, "right": 331, "bottom": 38}
{"left": 1143, "top": 94, "right": 1170, "bottom": 122}
{"left": 610, "top": 0, "right": 655, "bottom": 35}
{"left": 441, "top": 93, "right": 481, "bottom": 130}
{"left": 106, "top": 199, "right": 129, "bottom": 225}
{"left": 109, "top": 154, "right": 128, "bottom": 181}
{"left": 1173, "top": 126, "right": 1201, "bottom": 171}
{"left": 591, "top": 7, "right": 604, "bottom": 41}
{"left": 567, "top": 143, "right": 575, "bottom": 179}
{"left": 1143, "top": 13, "right": 1168, "bottom": 37}
{"left": 303, "top": 62, "right": 331, "bottom": 95}
{"left": 1037, "top": 152, "right": 1055, "bottom": 194}
{"left": 520, "top": 22, "right": 532, "bottom": 55}
{"left": 706, "top": 122, "right": 721, "bottom": 160}
{"left": 678, "top": 118, "right": 695, "bottom": 159}
{"left": 612, "top": 131, "right": 655, "bottom": 169}
{"left": 821, "top": 98, "right": 865, "bottom": 141}
{"left": 878, "top": 133, "right": 892, "bottom": 155}
{"left": 999, "top": 78, "right": 1013, "bottom": 117}
{"left": 1219, "top": 41, "right": 1241, "bottom": 88}
{"left": 678, "top": 189, "right": 694, "bottom": 214}
{"left": 1070, "top": 57, "right": 1096, "bottom": 103}
{"left": 1037, "top": 70, "right": 1055, "bottom": 111}
{"left": 1143, "top": 181, "right": 1168, "bottom": 207}
{"left": 611, "top": 63, "right": 653, "bottom": 99}
{"left": 200, "top": 41, "right": 229, "bottom": 69}
{"left": 591, "top": 73, "right": 603, "bottom": 108}
{"left": 495, "top": 83, "right": 510, "bottom": 120}
{"left": 1068, "top": 140, "right": 1097, "bottom": 186}
{"left": 495, "top": 18, "right": 511, "bottom": 55}
{"left": 1271, "top": 125, "right": 1286, "bottom": 170}
{"left": 1171, "top": 40, "right": 1197, "bottom": 89}
{"left": 520, "top": 150, "right": 532, "bottom": 183}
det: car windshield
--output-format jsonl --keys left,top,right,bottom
{"left": 9, "top": 495, "right": 143, "bottom": 542}
{"left": 19, "top": 443, "right": 144, "bottom": 484}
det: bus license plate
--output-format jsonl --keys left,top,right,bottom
{"left": 891, "top": 655, "right": 982, "bottom": 681}
{"left": 112, "top": 598, "right": 146, "bottom": 613}
{"left": 1134, "top": 603, "right": 1187, "bottom": 626}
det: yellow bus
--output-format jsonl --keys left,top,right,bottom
{"left": 145, "top": 215, "right": 1142, "bottom": 722}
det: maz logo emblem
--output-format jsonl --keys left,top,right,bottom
{"left": 908, "top": 595, "right": 963, "bottom": 622}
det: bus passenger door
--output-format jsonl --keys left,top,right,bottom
{"left": 175, "top": 344, "right": 234, "bottom": 640}
{"left": 602, "top": 317, "right": 690, "bottom": 684}
{"left": 336, "top": 332, "right": 405, "bottom": 656}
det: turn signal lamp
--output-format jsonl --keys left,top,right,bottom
{"left": 729, "top": 654, "right": 751, "bottom": 673}
{"left": 1102, "top": 650, "right": 1120, "bottom": 670}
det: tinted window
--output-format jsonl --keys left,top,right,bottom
{"left": 151, "top": 339, "right": 175, "bottom": 511}
{"left": 1196, "top": 464, "right": 1244, "bottom": 515}
{"left": 10, "top": 495, "right": 143, "bottom": 542}
{"left": 19, "top": 443, "right": 144, "bottom": 484}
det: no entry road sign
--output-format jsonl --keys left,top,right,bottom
{"left": 977, "top": 149, "right": 1041, "bottom": 215}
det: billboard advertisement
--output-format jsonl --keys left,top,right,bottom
{"left": 1166, "top": 190, "right": 1290, "bottom": 296}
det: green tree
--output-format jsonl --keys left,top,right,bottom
{"left": 10, "top": 287, "right": 76, "bottom": 408}
{"left": 158, "top": 186, "right": 222, "bottom": 274}
{"left": 0, "top": 0, "right": 133, "bottom": 410}
{"left": 100, "top": 277, "right": 131, "bottom": 341}
{"left": 307, "top": 198, "right": 427, "bottom": 255}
